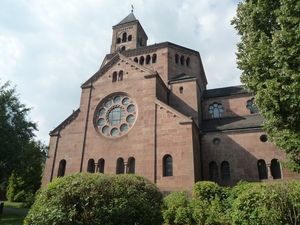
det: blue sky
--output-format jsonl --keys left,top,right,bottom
{"left": 0, "top": 0, "right": 242, "bottom": 144}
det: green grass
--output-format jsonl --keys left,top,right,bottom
{"left": 0, "top": 201, "right": 28, "bottom": 225}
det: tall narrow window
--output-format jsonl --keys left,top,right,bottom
{"left": 146, "top": 55, "right": 151, "bottom": 64}
{"left": 87, "top": 159, "right": 95, "bottom": 173}
{"left": 152, "top": 54, "right": 157, "bottom": 63}
{"left": 208, "top": 103, "right": 224, "bottom": 118}
{"left": 98, "top": 158, "right": 105, "bottom": 173}
{"left": 57, "top": 159, "right": 66, "bottom": 177}
{"left": 179, "top": 86, "right": 183, "bottom": 94}
{"left": 118, "top": 70, "right": 123, "bottom": 81}
{"left": 175, "top": 54, "right": 179, "bottom": 64}
{"left": 121, "top": 46, "right": 126, "bottom": 51}
{"left": 128, "top": 35, "right": 132, "bottom": 41}
{"left": 163, "top": 155, "right": 173, "bottom": 176}
{"left": 117, "top": 37, "right": 121, "bottom": 44}
{"left": 112, "top": 71, "right": 117, "bottom": 82}
{"left": 122, "top": 32, "right": 127, "bottom": 42}
{"left": 134, "top": 57, "right": 138, "bottom": 63}
{"left": 209, "top": 161, "right": 218, "bottom": 181}
{"left": 128, "top": 157, "right": 135, "bottom": 174}
{"left": 257, "top": 159, "right": 268, "bottom": 179}
{"left": 221, "top": 161, "right": 230, "bottom": 180}
{"left": 116, "top": 157, "right": 125, "bottom": 174}
{"left": 180, "top": 55, "right": 185, "bottom": 65}
{"left": 186, "top": 57, "right": 190, "bottom": 67}
{"left": 271, "top": 159, "right": 282, "bottom": 179}
{"left": 140, "top": 56, "right": 144, "bottom": 65}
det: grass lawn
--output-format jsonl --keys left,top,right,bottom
{"left": 0, "top": 201, "right": 29, "bottom": 225}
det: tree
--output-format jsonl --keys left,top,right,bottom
{"left": 0, "top": 81, "right": 41, "bottom": 185}
{"left": 231, "top": 0, "right": 300, "bottom": 170}
{"left": 24, "top": 173, "right": 164, "bottom": 225}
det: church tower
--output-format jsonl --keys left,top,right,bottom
{"left": 110, "top": 12, "right": 148, "bottom": 53}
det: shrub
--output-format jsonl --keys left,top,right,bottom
{"left": 192, "top": 181, "right": 221, "bottom": 201}
{"left": 162, "top": 190, "right": 194, "bottom": 225}
{"left": 24, "top": 173, "right": 163, "bottom": 225}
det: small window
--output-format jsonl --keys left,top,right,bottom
{"left": 118, "top": 70, "right": 123, "bottom": 81}
{"left": 209, "top": 161, "right": 218, "bottom": 181}
{"left": 186, "top": 57, "right": 190, "bottom": 67}
{"left": 246, "top": 98, "right": 259, "bottom": 114}
{"left": 180, "top": 55, "right": 185, "bottom": 65}
{"left": 152, "top": 54, "right": 157, "bottom": 63}
{"left": 98, "top": 158, "right": 105, "bottom": 173}
{"left": 57, "top": 159, "right": 66, "bottom": 177}
{"left": 179, "top": 86, "right": 183, "bottom": 93}
{"left": 112, "top": 71, "right": 117, "bottom": 82}
{"left": 163, "top": 155, "right": 173, "bottom": 176}
{"left": 117, "top": 37, "right": 121, "bottom": 44}
{"left": 128, "top": 157, "right": 135, "bottom": 174}
{"left": 134, "top": 57, "right": 138, "bottom": 63}
{"left": 116, "top": 157, "right": 125, "bottom": 174}
{"left": 212, "top": 138, "right": 221, "bottom": 146}
{"left": 122, "top": 32, "right": 127, "bottom": 42}
{"left": 146, "top": 55, "right": 151, "bottom": 64}
{"left": 121, "top": 46, "right": 126, "bottom": 51}
{"left": 175, "top": 54, "right": 179, "bottom": 64}
{"left": 257, "top": 159, "right": 268, "bottom": 179}
{"left": 271, "top": 159, "right": 281, "bottom": 179}
{"left": 221, "top": 161, "right": 230, "bottom": 180}
{"left": 208, "top": 103, "right": 224, "bottom": 118}
{"left": 87, "top": 159, "right": 95, "bottom": 173}
{"left": 140, "top": 56, "right": 144, "bottom": 65}
{"left": 128, "top": 35, "right": 132, "bottom": 41}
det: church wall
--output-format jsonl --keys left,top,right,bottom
{"left": 202, "top": 93, "right": 254, "bottom": 119}
{"left": 201, "top": 130, "right": 300, "bottom": 186}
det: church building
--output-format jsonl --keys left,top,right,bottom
{"left": 42, "top": 12, "right": 299, "bottom": 192}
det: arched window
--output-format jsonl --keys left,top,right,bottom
{"left": 221, "top": 161, "right": 230, "bottom": 180}
{"left": 122, "top": 32, "right": 127, "bottom": 42}
{"left": 146, "top": 55, "right": 151, "bottom": 64}
{"left": 116, "top": 157, "right": 125, "bottom": 174}
{"left": 257, "top": 159, "right": 268, "bottom": 179}
{"left": 175, "top": 54, "right": 179, "bottom": 64}
{"left": 112, "top": 71, "right": 117, "bottom": 82}
{"left": 209, "top": 161, "right": 218, "bottom": 181}
{"left": 118, "top": 70, "right": 123, "bottom": 81}
{"left": 117, "top": 37, "right": 121, "bottom": 44}
{"left": 121, "top": 46, "right": 126, "bottom": 51}
{"left": 57, "top": 159, "right": 66, "bottom": 177}
{"left": 152, "top": 54, "right": 157, "bottom": 63}
{"left": 128, "top": 35, "right": 132, "bottom": 41}
{"left": 163, "top": 155, "right": 173, "bottom": 176}
{"left": 180, "top": 55, "right": 185, "bottom": 65}
{"left": 208, "top": 102, "right": 224, "bottom": 118}
{"left": 271, "top": 159, "right": 282, "bottom": 179}
{"left": 246, "top": 98, "right": 259, "bottom": 114}
{"left": 140, "top": 56, "right": 144, "bottom": 65}
{"left": 98, "top": 158, "right": 105, "bottom": 173}
{"left": 87, "top": 159, "right": 95, "bottom": 173}
{"left": 134, "top": 57, "right": 138, "bottom": 63}
{"left": 128, "top": 157, "right": 135, "bottom": 174}
{"left": 179, "top": 86, "right": 183, "bottom": 94}
{"left": 186, "top": 57, "right": 190, "bottom": 67}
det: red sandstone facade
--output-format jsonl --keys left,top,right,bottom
{"left": 42, "top": 13, "right": 299, "bottom": 191}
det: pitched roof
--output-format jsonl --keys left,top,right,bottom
{"left": 115, "top": 13, "right": 137, "bottom": 26}
{"left": 200, "top": 114, "right": 263, "bottom": 133}
{"left": 202, "top": 85, "right": 248, "bottom": 99}
{"left": 168, "top": 73, "right": 196, "bottom": 83}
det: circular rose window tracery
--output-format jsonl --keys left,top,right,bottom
{"left": 95, "top": 94, "right": 137, "bottom": 137}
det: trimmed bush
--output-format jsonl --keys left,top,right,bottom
{"left": 192, "top": 181, "right": 221, "bottom": 201}
{"left": 24, "top": 173, "right": 163, "bottom": 225}
{"left": 162, "top": 190, "right": 194, "bottom": 225}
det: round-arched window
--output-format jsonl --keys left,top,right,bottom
{"left": 95, "top": 94, "right": 137, "bottom": 137}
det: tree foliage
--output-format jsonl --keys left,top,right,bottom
{"left": 24, "top": 173, "right": 164, "bottom": 225}
{"left": 231, "top": 0, "right": 300, "bottom": 170}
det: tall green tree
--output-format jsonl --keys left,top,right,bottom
{"left": 0, "top": 81, "right": 43, "bottom": 186}
{"left": 231, "top": 0, "right": 300, "bottom": 170}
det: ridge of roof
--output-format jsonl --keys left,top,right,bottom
{"left": 202, "top": 85, "right": 249, "bottom": 99}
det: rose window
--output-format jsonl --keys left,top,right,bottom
{"left": 95, "top": 94, "right": 137, "bottom": 137}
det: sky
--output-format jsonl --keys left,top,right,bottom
{"left": 0, "top": 0, "right": 242, "bottom": 144}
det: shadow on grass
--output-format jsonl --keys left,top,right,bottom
{"left": 0, "top": 212, "right": 26, "bottom": 225}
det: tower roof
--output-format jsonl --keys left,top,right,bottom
{"left": 115, "top": 12, "right": 137, "bottom": 26}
